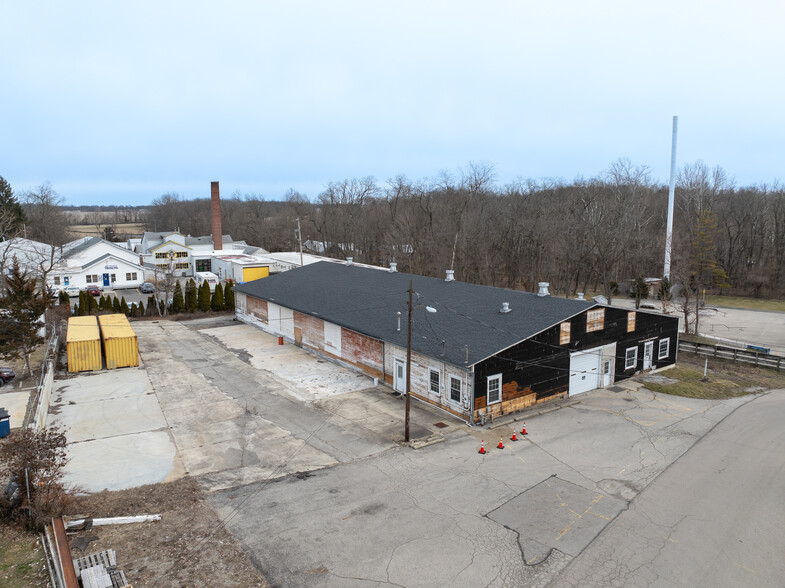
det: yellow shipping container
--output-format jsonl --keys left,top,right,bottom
{"left": 67, "top": 316, "right": 102, "bottom": 373}
{"left": 97, "top": 314, "right": 139, "bottom": 369}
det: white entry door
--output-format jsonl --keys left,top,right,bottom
{"left": 602, "top": 359, "right": 613, "bottom": 387}
{"left": 393, "top": 359, "right": 406, "bottom": 393}
{"left": 643, "top": 341, "right": 654, "bottom": 371}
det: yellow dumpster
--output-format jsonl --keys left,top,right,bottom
{"left": 97, "top": 314, "right": 139, "bottom": 369}
{"left": 67, "top": 316, "right": 102, "bottom": 373}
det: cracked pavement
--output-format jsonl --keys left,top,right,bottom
{"left": 101, "top": 316, "right": 777, "bottom": 587}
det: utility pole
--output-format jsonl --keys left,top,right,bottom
{"left": 296, "top": 218, "right": 304, "bottom": 266}
{"left": 405, "top": 279, "right": 413, "bottom": 443}
{"left": 664, "top": 115, "right": 678, "bottom": 280}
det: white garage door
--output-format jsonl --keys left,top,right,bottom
{"left": 569, "top": 349, "right": 602, "bottom": 396}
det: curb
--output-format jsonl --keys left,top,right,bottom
{"left": 487, "top": 399, "right": 582, "bottom": 430}
{"left": 409, "top": 433, "right": 445, "bottom": 449}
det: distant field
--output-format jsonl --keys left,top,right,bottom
{"left": 68, "top": 222, "right": 147, "bottom": 238}
{"left": 704, "top": 295, "right": 785, "bottom": 312}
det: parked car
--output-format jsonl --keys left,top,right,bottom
{"left": 0, "top": 367, "right": 15, "bottom": 387}
{"left": 87, "top": 286, "right": 101, "bottom": 296}
{"left": 140, "top": 282, "right": 156, "bottom": 293}
{"left": 62, "top": 286, "right": 81, "bottom": 297}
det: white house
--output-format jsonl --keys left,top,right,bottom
{"left": 50, "top": 237, "right": 144, "bottom": 290}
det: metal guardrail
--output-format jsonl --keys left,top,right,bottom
{"left": 679, "top": 340, "right": 785, "bottom": 371}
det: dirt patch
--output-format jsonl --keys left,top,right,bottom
{"left": 644, "top": 353, "right": 785, "bottom": 399}
{"left": 0, "top": 523, "right": 49, "bottom": 587}
{"left": 68, "top": 477, "right": 268, "bottom": 587}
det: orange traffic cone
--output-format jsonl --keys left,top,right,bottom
{"left": 511, "top": 429, "right": 518, "bottom": 442}
{"left": 498, "top": 435, "right": 504, "bottom": 450}
{"left": 479, "top": 440, "right": 486, "bottom": 454}
{"left": 521, "top": 421, "right": 528, "bottom": 435}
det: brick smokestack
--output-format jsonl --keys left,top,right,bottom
{"left": 211, "top": 181, "right": 223, "bottom": 251}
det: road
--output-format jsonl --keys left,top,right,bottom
{"left": 554, "top": 390, "right": 785, "bottom": 587}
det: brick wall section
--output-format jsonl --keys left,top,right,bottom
{"left": 247, "top": 297, "right": 268, "bottom": 322}
{"left": 294, "top": 311, "right": 325, "bottom": 349}
{"left": 341, "top": 328, "right": 384, "bottom": 379}
{"left": 210, "top": 181, "right": 223, "bottom": 251}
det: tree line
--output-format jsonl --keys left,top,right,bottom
{"left": 144, "top": 160, "right": 785, "bottom": 302}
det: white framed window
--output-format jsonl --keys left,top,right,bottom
{"left": 86, "top": 274, "right": 98, "bottom": 283}
{"left": 429, "top": 368, "right": 440, "bottom": 395}
{"left": 53, "top": 276, "right": 60, "bottom": 285}
{"left": 625, "top": 347, "right": 638, "bottom": 370}
{"left": 627, "top": 311, "right": 636, "bottom": 333}
{"left": 487, "top": 373, "right": 502, "bottom": 405}
{"left": 658, "top": 338, "right": 670, "bottom": 360}
{"left": 449, "top": 376, "right": 461, "bottom": 404}
{"left": 110, "top": 274, "right": 116, "bottom": 283}
{"left": 586, "top": 308, "right": 605, "bottom": 332}
{"left": 559, "top": 321, "right": 571, "bottom": 345}
{"left": 126, "top": 272, "right": 137, "bottom": 281}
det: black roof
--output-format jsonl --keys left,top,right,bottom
{"left": 234, "top": 262, "right": 597, "bottom": 368}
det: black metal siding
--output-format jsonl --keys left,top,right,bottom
{"left": 473, "top": 306, "right": 679, "bottom": 408}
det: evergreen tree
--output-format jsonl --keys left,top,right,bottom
{"left": 58, "top": 290, "right": 69, "bottom": 305}
{"left": 224, "top": 281, "right": 235, "bottom": 310}
{"left": 112, "top": 296, "right": 121, "bottom": 313}
{"left": 211, "top": 283, "right": 224, "bottom": 311}
{"left": 137, "top": 300, "right": 145, "bottom": 317}
{"left": 172, "top": 282, "right": 185, "bottom": 313}
{"left": 129, "top": 302, "right": 137, "bottom": 317}
{"left": 120, "top": 296, "right": 129, "bottom": 315}
{"left": 78, "top": 291, "right": 88, "bottom": 314}
{"left": 0, "top": 263, "right": 49, "bottom": 375}
{"left": 185, "top": 279, "right": 197, "bottom": 312}
{"left": 88, "top": 292, "right": 99, "bottom": 314}
{"left": 198, "top": 282, "right": 211, "bottom": 311}
{"left": 147, "top": 295, "right": 157, "bottom": 316}
{"left": 0, "top": 176, "right": 27, "bottom": 239}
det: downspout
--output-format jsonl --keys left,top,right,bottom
{"left": 469, "top": 365, "right": 475, "bottom": 426}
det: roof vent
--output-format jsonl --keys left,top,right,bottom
{"left": 499, "top": 302, "right": 512, "bottom": 314}
{"left": 577, "top": 292, "right": 585, "bottom": 301}
{"left": 537, "top": 282, "right": 550, "bottom": 297}
{"left": 445, "top": 269, "right": 455, "bottom": 282}
{"left": 389, "top": 262, "right": 397, "bottom": 273}
{"left": 346, "top": 257, "right": 353, "bottom": 265}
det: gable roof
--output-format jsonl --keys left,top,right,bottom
{"left": 234, "top": 262, "right": 596, "bottom": 368}
{"left": 79, "top": 252, "right": 143, "bottom": 271}
{"left": 149, "top": 240, "right": 191, "bottom": 252}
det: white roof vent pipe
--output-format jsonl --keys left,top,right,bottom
{"left": 500, "top": 302, "right": 512, "bottom": 314}
{"left": 445, "top": 269, "right": 455, "bottom": 282}
{"left": 537, "top": 282, "right": 550, "bottom": 297}
{"left": 389, "top": 262, "right": 397, "bottom": 273}
{"left": 346, "top": 257, "right": 353, "bottom": 265}
{"left": 577, "top": 292, "right": 585, "bottom": 301}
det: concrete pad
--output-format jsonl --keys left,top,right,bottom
{"left": 0, "top": 391, "right": 30, "bottom": 429}
{"left": 48, "top": 369, "right": 182, "bottom": 492}
{"left": 50, "top": 394, "right": 167, "bottom": 442}
{"left": 202, "top": 324, "right": 375, "bottom": 402}
{"left": 486, "top": 476, "right": 627, "bottom": 562}
{"left": 64, "top": 431, "right": 180, "bottom": 492}
{"left": 53, "top": 369, "right": 151, "bottom": 403}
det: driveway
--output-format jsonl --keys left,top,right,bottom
{"left": 207, "top": 380, "right": 754, "bottom": 587}
{"left": 53, "top": 316, "right": 452, "bottom": 493}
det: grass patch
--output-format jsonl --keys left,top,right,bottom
{"left": 642, "top": 353, "right": 785, "bottom": 399}
{"left": 0, "top": 524, "right": 48, "bottom": 587}
{"left": 704, "top": 295, "right": 785, "bottom": 312}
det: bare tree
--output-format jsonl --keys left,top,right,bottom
{"left": 21, "top": 183, "right": 69, "bottom": 246}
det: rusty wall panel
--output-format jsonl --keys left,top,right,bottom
{"left": 246, "top": 296, "right": 268, "bottom": 322}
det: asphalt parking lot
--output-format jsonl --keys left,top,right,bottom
{"left": 50, "top": 314, "right": 776, "bottom": 586}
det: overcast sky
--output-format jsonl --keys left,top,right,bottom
{"left": 3, "top": 1, "right": 783, "bottom": 206}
